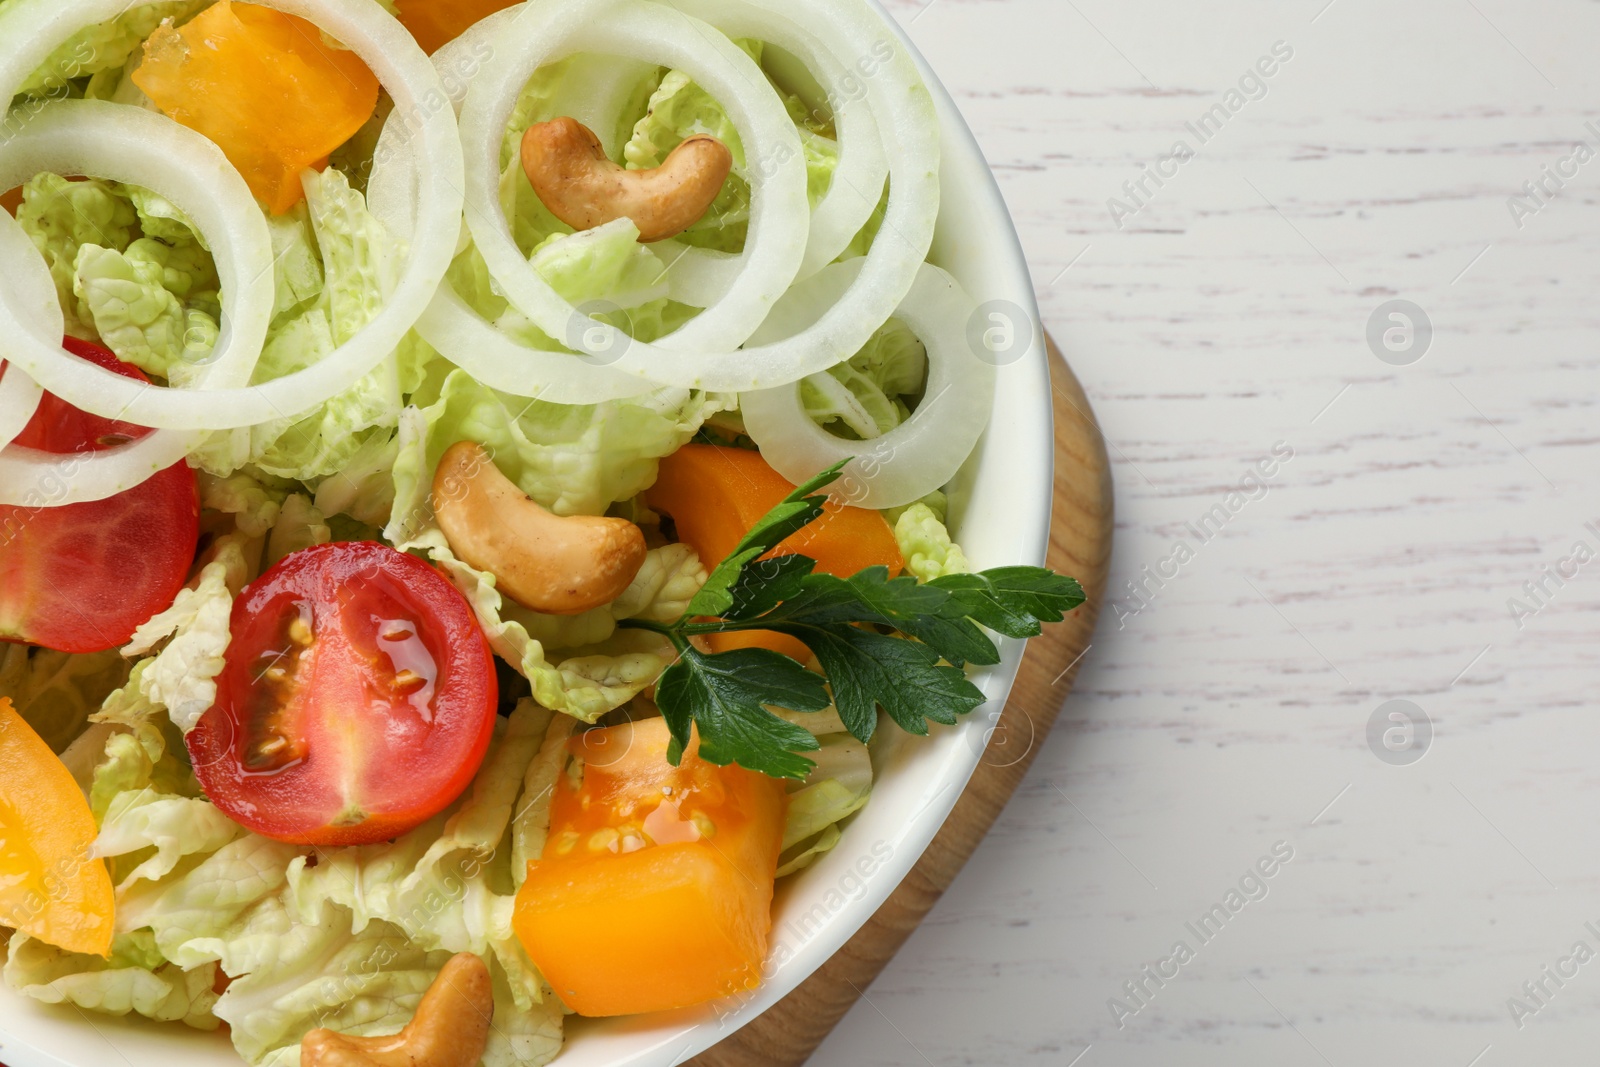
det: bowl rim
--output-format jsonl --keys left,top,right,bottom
{"left": 0, "top": 3, "right": 1056, "bottom": 1065}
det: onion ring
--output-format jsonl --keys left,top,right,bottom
{"left": 457, "top": 0, "right": 813, "bottom": 381}
{"left": 665, "top": 0, "right": 888, "bottom": 279}
{"left": 0, "top": 0, "right": 463, "bottom": 431}
{"left": 0, "top": 103, "right": 255, "bottom": 505}
{"left": 740, "top": 259, "right": 995, "bottom": 510}
{"left": 369, "top": 16, "right": 661, "bottom": 405}
{"left": 0, "top": 364, "right": 43, "bottom": 456}
{"left": 455, "top": 0, "right": 938, "bottom": 393}
{"left": 548, "top": 53, "right": 662, "bottom": 163}
{"left": 0, "top": 209, "right": 198, "bottom": 506}
{"left": 0, "top": 200, "right": 52, "bottom": 454}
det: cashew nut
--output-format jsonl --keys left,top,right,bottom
{"left": 521, "top": 117, "right": 734, "bottom": 243}
{"left": 433, "top": 441, "right": 647, "bottom": 616}
{"left": 300, "top": 953, "right": 493, "bottom": 1067}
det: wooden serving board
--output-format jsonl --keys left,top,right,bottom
{"left": 691, "top": 338, "right": 1113, "bottom": 1066}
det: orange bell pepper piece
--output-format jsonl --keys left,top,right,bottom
{"left": 0, "top": 698, "right": 114, "bottom": 957}
{"left": 134, "top": 2, "right": 379, "bottom": 215}
{"left": 514, "top": 718, "right": 788, "bottom": 1016}
{"left": 393, "top": 0, "right": 521, "bottom": 54}
{"left": 645, "top": 444, "right": 904, "bottom": 660}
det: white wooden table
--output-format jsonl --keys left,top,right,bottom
{"left": 816, "top": 1, "right": 1600, "bottom": 1064}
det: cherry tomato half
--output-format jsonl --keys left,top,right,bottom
{"left": 0, "top": 339, "right": 199, "bottom": 654}
{"left": 188, "top": 541, "right": 499, "bottom": 846}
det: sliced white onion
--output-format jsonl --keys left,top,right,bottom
{"left": 0, "top": 218, "right": 199, "bottom": 506}
{"left": 0, "top": 99, "right": 272, "bottom": 401}
{"left": 740, "top": 259, "right": 995, "bottom": 510}
{"left": 371, "top": 17, "right": 660, "bottom": 405}
{"left": 652, "top": 240, "right": 742, "bottom": 309}
{"left": 0, "top": 0, "right": 463, "bottom": 431}
{"left": 0, "top": 364, "right": 42, "bottom": 456}
{"left": 512, "top": 0, "right": 889, "bottom": 308}
{"left": 548, "top": 53, "right": 663, "bottom": 162}
{"left": 456, "top": 0, "right": 938, "bottom": 393}
{"left": 0, "top": 105, "right": 238, "bottom": 505}
{"left": 665, "top": 0, "right": 888, "bottom": 278}
{"left": 395, "top": 0, "right": 815, "bottom": 403}
{"left": 0, "top": 425, "right": 200, "bottom": 507}
{"left": 457, "top": 0, "right": 813, "bottom": 378}
{"left": 414, "top": 286, "right": 663, "bottom": 403}
{"left": 0, "top": 206, "right": 52, "bottom": 454}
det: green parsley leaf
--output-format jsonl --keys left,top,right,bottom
{"left": 654, "top": 646, "right": 830, "bottom": 779}
{"left": 685, "top": 459, "right": 848, "bottom": 617}
{"left": 780, "top": 568, "right": 949, "bottom": 626}
{"left": 723, "top": 553, "right": 815, "bottom": 622}
{"left": 930, "top": 569, "right": 1086, "bottom": 638}
{"left": 621, "top": 465, "right": 1083, "bottom": 780}
{"left": 894, "top": 613, "right": 1000, "bottom": 669}
{"left": 769, "top": 623, "right": 987, "bottom": 742}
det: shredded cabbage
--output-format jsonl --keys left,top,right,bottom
{"left": 7, "top": 707, "right": 566, "bottom": 1067}
{"left": 15, "top": 173, "right": 139, "bottom": 338}
{"left": 14, "top": 168, "right": 223, "bottom": 379}
{"left": 623, "top": 39, "right": 840, "bottom": 254}
{"left": 200, "top": 471, "right": 287, "bottom": 538}
{"left": 773, "top": 729, "right": 874, "bottom": 877}
{"left": 802, "top": 317, "right": 927, "bottom": 439}
{"left": 285, "top": 702, "right": 552, "bottom": 1011}
{"left": 405, "top": 367, "right": 729, "bottom": 518}
{"left": 107, "top": 534, "right": 252, "bottom": 734}
{"left": 3, "top": 930, "right": 222, "bottom": 1029}
{"left": 74, "top": 239, "right": 220, "bottom": 378}
{"left": 224, "top": 169, "right": 408, "bottom": 483}
{"left": 894, "top": 503, "right": 971, "bottom": 582}
{"left": 407, "top": 526, "right": 668, "bottom": 721}
{"left": 264, "top": 493, "right": 330, "bottom": 568}
{"left": 6, "top": 0, "right": 210, "bottom": 96}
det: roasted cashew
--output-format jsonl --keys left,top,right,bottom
{"left": 433, "top": 441, "right": 648, "bottom": 615}
{"left": 300, "top": 953, "right": 493, "bottom": 1067}
{"left": 520, "top": 117, "right": 734, "bottom": 243}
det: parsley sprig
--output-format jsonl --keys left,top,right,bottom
{"left": 620, "top": 462, "right": 1085, "bottom": 780}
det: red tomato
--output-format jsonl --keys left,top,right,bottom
{"left": 11, "top": 339, "right": 154, "bottom": 452}
{"left": 0, "top": 340, "right": 199, "bottom": 654}
{"left": 188, "top": 541, "right": 499, "bottom": 846}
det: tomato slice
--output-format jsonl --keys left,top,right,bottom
{"left": 188, "top": 541, "right": 499, "bottom": 846}
{"left": 11, "top": 338, "right": 153, "bottom": 452}
{"left": 0, "top": 339, "right": 199, "bottom": 654}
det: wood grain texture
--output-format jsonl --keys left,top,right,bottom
{"left": 805, "top": 3, "right": 1600, "bottom": 1065}
{"left": 690, "top": 341, "right": 1112, "bottom": 1067}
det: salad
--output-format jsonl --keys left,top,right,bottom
{"left": 0, "top": 0, "right": 1083, "bottom": 1064}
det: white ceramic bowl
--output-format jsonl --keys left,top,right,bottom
{"left": 0, "top": 3, "right": 1053, "bottom": 1064}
